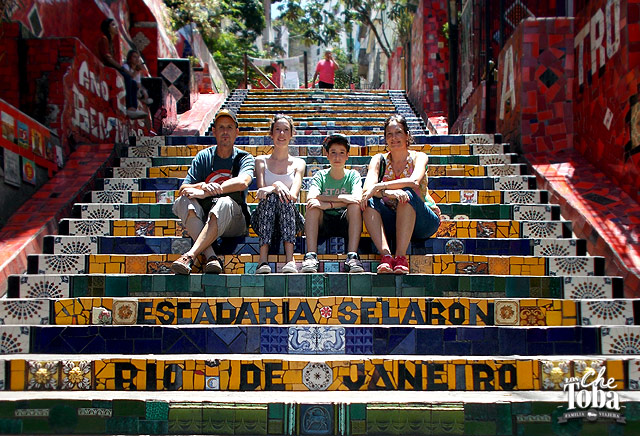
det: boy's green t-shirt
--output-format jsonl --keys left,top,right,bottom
{"left": 309, "top": 168, "right": 363, "bottom": 216}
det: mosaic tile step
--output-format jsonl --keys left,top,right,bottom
{"left": 73, "top": 203, "right": 560, "bottom": 221}
{"left": 95, "top": 175, "right": 537, "bottom": 192}
{"left": 110, "top": 163, "right": 528, "bottom": 179}
{"left": 25, "top": 253, "right": 606, "bottom": 276}
{"left": 8, "top": 274, "right": 622, "bottom": 300}
{"left": 86, "top": 189, "right": 548, "bottom": 205}
{"left": 128, "top": 143, "right": 509, "bottom": 158}
{"left": 134, "top": 134, "right": 501, "bottom": 147}
{"left": 44, "top": 235, "right": 586, "bottom": 257}
{"left": 59, "top": 218, "right": 572, "bottom": 241}
{"left": 0, "top": 396, "right": 638, "bottom": 436}
{"left": 3, "top": 296, "right": 634, "bottom": 327}
{"left": 122, "top": 153, "right": 520, "bottom": 167}
{"left": 0, "top": 356, "right": 630, "bottom": 391}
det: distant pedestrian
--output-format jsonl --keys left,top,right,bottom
{"left": 312, "top": 49, "right": 339, "bottom": 89}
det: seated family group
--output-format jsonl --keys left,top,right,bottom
{"left": 171, "top": 110, "right": 442, "bottom": 275}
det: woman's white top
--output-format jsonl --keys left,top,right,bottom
{"left": 264, "top": 164, "right": 295, "bottom": 188}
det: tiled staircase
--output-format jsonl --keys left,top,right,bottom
{"left": 1, "top": 89, "right": 639, "bottom": 435}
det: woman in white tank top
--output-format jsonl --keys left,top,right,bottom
{"left": 250, "top": 114, "right": 306, "bottom": 274}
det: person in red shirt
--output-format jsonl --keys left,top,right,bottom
{"left": 312, "top": 49, "right": 339, "bottom": 89}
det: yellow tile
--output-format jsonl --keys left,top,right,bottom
{"left": 105, "top": 263, "right": 123, "bottom": 274}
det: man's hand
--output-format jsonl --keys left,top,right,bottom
{"left": 180, "top": 187, "right": 207, "bottom": 199}
{"left": 203, "top": 182, "right": 224, "bottom": 196}
{"left": 337, "top": 194, "right": 359, "bottom": 204}
{"left": 307, "top": 198, "right": 322, "bottom": 209}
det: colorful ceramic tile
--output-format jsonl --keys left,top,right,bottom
{"left": 494, "top": 300, "right": 519, "bottom": 325}
{"left": 302, "top": 362, "right": 333, "bottom": 390}
{"left": 521, "top": 222, "right": 562, "bottom": 238}
{"left": 205, "top": 376, "right": 220, "bottom": 390}
{"left": 541, "top": 360, "right": 571, "bottom": 390}
{"left": 103, "top": 178, "right": 138, "bottom": 191}
{"left": 60, "top": 360, "right": 91, "bottom": 390}
{"left": 478, "top": 154, "right": 511, "bottom": 166}
{"left": 573, "top": 360, "right": 605, "bottom": 384}
{"left": 494, "top": 176, "right": 528, "bottom": 191}
{"left": 137, "top": 136, "right": 165, "bottom": 148}
{"left": 92, "top": 307, "right": 112, "bottom": 325}
{"left": 80, "top": 204, "right": 121, "bottom": 220}
{"left": 112, "top": 300, "right": 138, "bottom": 325}
{"left": 513, "top": 205, "right": 553, "bottom": 221}
{"left": 581, "top": 300, "right": 634, "bottom": 325}
{"left": 601, "top": 327, "right": 640, "bottom": 354}
{"left": 39, "top": 255, "right": 85, "bottom": 274}
{"left": 563, "top": 277, "right": 614, "bottom": 299}
{"left": 119, "top": 157, "right": 153, "bottom": 168}
{"left": 68, "top": 219, "right": 110, "bottom": 236}
{"left": 504, "top": 191, "right": 538, "bottom": 204}
{"left": 0, "top": 360, "right": 4, "bottom": 390}
{"left": 27, "top": 360, "right": 58, "bottom": 390}
{"left": 548, "top": 257, "right": 592, "bottom": 276}
{"left": 92, "top": 191, "right": 127, "bottom": 203}
{"left": 465, "top": 134, "right": 493, "bottom": 144}
{"left": 460, "top": 190, "right": 477, "bottom": 204}
{"left": 18, "top": 275, "right": 70, "bottom": 299}
{"left": 0, "top": 299, "right": 49, "bottom": 325}
{"left": 128, "top": 145, "right": 157, "bottom": 158}
{"left": 113, "top": 166, "right": 146, "bottom": 178}
{"left": 533, "top": 239, "right": 577, "bottom": 257}
{"left": 53, "top": 236, "right": 98, "bottom": 255}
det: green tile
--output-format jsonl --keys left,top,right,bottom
{"left": 241, "top": 275, "right": 264, "bottom": 287}
{"left": 113, "top": 400, "right": 145, "bottom": 417}
{"left": 464, "top": 420, "right": 497, "bottom": 435}
{"left": 464, "top": 403, "right": 496, "bottom": 420}
{"left": 139, "top": 419, "right": 169, "bottom": 434}
{"left": 310, "top": 274, "right": 326, "bottom": 297}
{"left": 350, "top": 404, "right": 366, "bottom": 420}
{"left": 268, "top": 420, "right": 284, "bottom": 434}
{"left": 241, "top": 286, "right": 264, "bottom": 297}
{"left": 432, "top": 408, "right": 464, "bottom": 435}
{"left": 548, "top": 277, "right": 562, "bottom": 298}
{"left": 372, "top": 275, "right": 395, "bottom": 287}
{"left": 401, "top": 275, "right": 426, "bottom": 287}
{"left": 328, "top": 274, "right": 348, "bottom": 296}
{"left": 88, "top": 275, "right": 105, "bottom": 296}
{"left": 202, "top": 407, "right": 234, "bottom": 434}
{"left": 624, "top": 422, "right": 640, "bottom": 435}
{"left": 458, "top": 276, "right": 471, "bottom": 291}
{"left": 228, "top": 287, "right": 240, "bottom": 297}
{"left": 0, "top": 402, "right": 15, "bottom": 418}
{"left": 268, "top": 403, "right": 284, "bottom": 419}
{"left": 189, "top": 275, "right": 203, "bottom": 295}
{"left": 349, "top": 274, "right": 372, "bottom": 295}
{"left": 202, "top": 274, "right": 226, "bottom": 287}
{"left": 288, "top": 275, "right": 306, "bottom": 296}
{"left": 105, "top": 276, "right": 128, "bottom": 297}
{"left": 166, "top": 275, "right": 188, "bottom": 292}
{"left": 493, "top": 276, "right": 507, "bottom": 293}
{"left": 496, "top": 403, "right": 512, "bottom": 436}
{"left": 106, "top": 416, "right": 140, "bottom": 434}
{"left": 0, "top": 419, "right": 21, "bottom": 433}
{"left": 400, "top": 287, "right": 424, "bottom": 297}
{"left": 168, "top": 407, "right": 201, "bottom": 434}
{"left": 226, "top": 275, "right": 241, "bottom": 287}
{"left": 76, "top": 416, "right": 107, "bottom": 433}
{"left": 128, "top": 276, "right": 142, "bottom": 293}
{"left": 146, "top": 401, "right": 169, "bottom": 420}
{"left": 234, "top": 405, "right": 267, "bottom": 435}
{"left": 204, "top": 285, "right": 229, "bottom": 297}
{"left": 140, "top": 275, "right": 153, "bottom": 293}
{"left": 72, "top": 276, "right": 88, "bottom": 297}
{"left": 471, "top": 276, "right": 495, "bottom": 293}
{"left": 152, "top": 275, "right": 167, "bottom": 293}
{"left": 371, "top": 286, "right": 395, "bottom": 297}
{"left": 264, "top": 275, "right": 286, "bottom": 297}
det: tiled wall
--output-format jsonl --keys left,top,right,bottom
{"left": 408, "top": 0, "right": 449, "bottom": 119}
{"left": 450, "top": 81, "right": 486, "bottom": 134}
{"left": 573, "top": 0, "right": 640, "bottom": 203}
{"left": 496, "top": 18, "right": 575, "bottom": 154}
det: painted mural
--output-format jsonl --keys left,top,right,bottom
{"left": 450, "top": 82, "right": 485, "bottom": 134}
{"left": 573, "top": 0, "right": 640, "bottom": 202}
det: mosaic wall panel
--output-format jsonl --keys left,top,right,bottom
{"left": 79, "top": 204, "right": 121, "bottom": 220}
{"left": 48, "top": 297, "right": 588, "bottom": 327}
{"left": 581, "top": 300, "right": 635, "bottom": 326}
{"left": 5, "top": 358, "right": 630, "bottom": 391}
{"left": 52, "top": 236, "right": 98, "bottom": 255}
{"left": 562, "top": 277, "right": 616, "bottom": 299}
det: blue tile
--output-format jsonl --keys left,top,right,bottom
{"left": 206, "top": 330, "right": 233, "bottom": 353}
{"left": 458, "top": 327, "right": 485, "bottom": 341}
{"left": 345, "top": 327, "right": 373, "bottom": 354}
{"left": 473, "top": 340, "right": 499, "bottom": 355}
{"left": 105, "top": 339, "right": 134, "bottom": 354}
{"left": 415, "top": 329, "right": 444, "bottom": 354}
{"left": 526, "top": 328, "right": 547, "bottom": 342}
{"left": 443, "top": 328, "right": 457, "bottom": 341}
{"left": 260, "top": 327, "right": 288, "bottom": 353}
{"left": 245, "top": 327, "right": 261, "bottom": 353}
{"left": 580, "top": 327, "right": 599, "bottom": 354}
{"left": 133, "top": 339, "right": 163, "bottom": 354}
{"left": 547, "top": 327, "right": 577, "bottom": 342}
{"left": 388, "top": 328, "right": 416, "bottom": 354}
{"left": 227, "top": 329, "right": 248, "bottom": 354}
{"left": 183, "top": 328, "right": 207, "bottom": 350}
{"left": 444, "top": 341, "right": 471, "bottom": 355}
{"left": 526, "top": 342, "right": 554, "bottom": 355}
{"left": 498, "top": 329, "right": 526, "bottom": 355}
{"left": 554, "top": 342, "right": 582, "bottom": 355}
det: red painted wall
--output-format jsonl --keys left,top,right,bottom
{"left": 496, "top": 18, "right": 575, "bottom": 154}
{"left": 573, "top": 0, "right": 640, "bottom": 201}
{"left": 387, "top": 47, "right": 404, "bottom": 90}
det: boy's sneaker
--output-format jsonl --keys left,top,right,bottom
{"left": 255, "top": 262, "right": 271, "bottom": 274}
{"left": 171, "top": 254, "right": 195, "bottom": 275}
{"left": 281, "top": 260, "right": 298, "bottom": 273}
{"left": 376, "top": 254, "right": 394, "bottom": 274}
{"left": 204, "top": 255, "right": 223, "bottom": 274}
{"left": 393, "top": 256, "right": 410, "bottom": 274}
{"left": 344, "top": 252, "right": 364, "bottom": 273}
{"left": 301, "top": 252, "right": 319, "bottom": 273}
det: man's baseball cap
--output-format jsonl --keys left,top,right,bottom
{"left": 214, "top": 109, "right": 238, "bottom": 127}
{"left": 323, "top": 133, "right": 350, "bottom": 152}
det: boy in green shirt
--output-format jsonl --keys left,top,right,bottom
{"left": 302, "top": 134, "right": 364, "bottom": 273}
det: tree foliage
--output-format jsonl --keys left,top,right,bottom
{"left": 164, "top": 0, "right": 265, "bottom": 89}
{"left": 277, "top": 0, "right": 418, "bottom": 58}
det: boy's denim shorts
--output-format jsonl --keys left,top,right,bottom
{"left": 367, "top": 187, "right": 440, "bottom": 240}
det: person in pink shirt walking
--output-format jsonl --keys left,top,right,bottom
{"left": 312, "top": 49, "right": 339, "bottom": 89}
